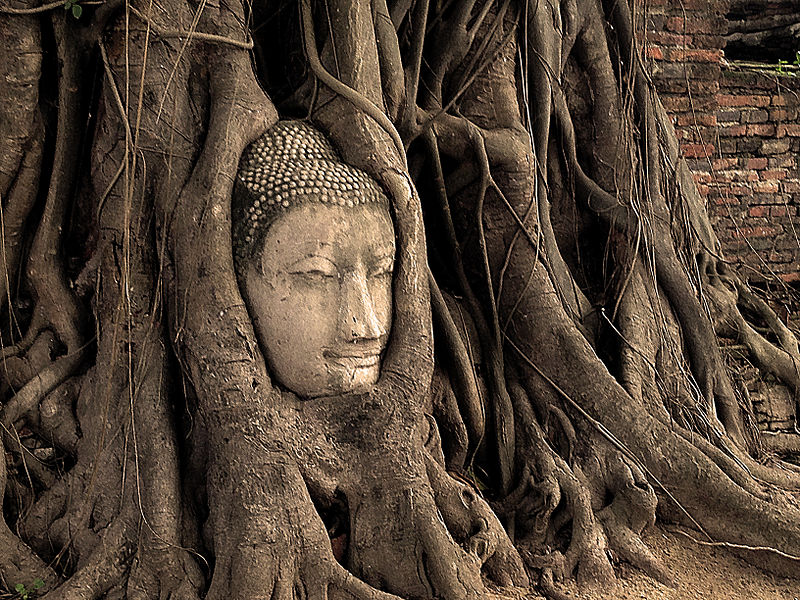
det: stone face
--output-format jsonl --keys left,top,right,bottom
{"left": 232, "top": 121, "right": 397, "bottom": 399}
{"left": 242, "top": 202, "right": 395, "bottom": 398}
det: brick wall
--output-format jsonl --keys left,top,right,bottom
{"left": 643, "top": 0, "right": 800, "bottom": 284}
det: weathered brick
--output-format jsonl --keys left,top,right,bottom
{"left": 746, "top": 123, "right": 776, "bottom": 136}
{"left": 780, "top": 272, "right": 800, "bottom": 283}
{"left": 770, "top": 108, "right": 799, "bottom": 121}
{"left": 772, "top": 95, "right": 794, "bottom": 106}
{"left": 737, "top": 138, "right": 762, "bottom": 153}
{"left": 717, "top": 109, "right": 741, "bottom": 123}
{"left": 745, "top": 158, "right": 768, "bottom": 169}
{"left": 713, "top": 158, "right": 738, "bottom": 169}
{"left": 768, "top": 251, "right": 794, "bottom": 263}
{"left": 753, "top": 180, "right": 781, "bottom": 194}
{"left": 761, "top": 169, "right": 789, "bottom": 180}
{"left": 740, "top": 109, "right": 769, "bottom": 124}
{"left": 646, "top": 46, "right": 664, "bottom": 60}
{"left": 782, "top": 181, "right": 800, "bottom": 193}
{"left": 666, "top": 16, "right": 725, "bottom": 34}
{"left": 710, "top": 194, "right": 740, "bottom": 206}
{"left": 777, "top": 124, "right": 800, "bottom": 137}
{"left": 733, "top": 225, "right": 783, "bottom": 239}
{"left": 693, "top": 172, "right": 713, "bottom": 183}
{"left": 718, "top": 94, "right": 771, "bottom": 107}
{"left": 648, "top": 32, "right": 693, "bottom": 46}
{"left": 677, "top": 113, "right": 717, "bottom": 127}
{"left": 768, "top": 156, "right": 796, "bottom": 168}
{"left": 760, "top": 138, "right": 791, "bottom": 155}
{"left": 681, "top": 143, "right": 714, "bottom": 158}
{"left": 771, "top": 206, "right": 791, "bottom": 218}
{"left": 719, "top": 124, "right": 746, "bottom": 137}
{"left": 714, "top": 170, "right": 758, "bottom": 183}
{"left": 666, "top": 48, "right": 723, "bottom": 63}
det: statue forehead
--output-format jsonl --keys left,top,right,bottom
{"left": 256, "top": 202, "right": 396, "bottom": 265}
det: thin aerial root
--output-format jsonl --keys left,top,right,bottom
{"left": 669, "top": 527, "right": 800, "bottom": 563}
{"left": 429, "top": 269, "right": 485, "bottom": 461}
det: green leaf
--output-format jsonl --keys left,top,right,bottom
{"left": 33, "top": 579, "right": 44, "bottom": 589}
{"left": 15, "top": 584, "right": 25, "bottom": 593}
{"left": 72, "top": 4, "right": 82, "bottom": 18}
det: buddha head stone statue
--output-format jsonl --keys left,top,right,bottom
{"left": 232, "top": 121, "right": 395, "bottom": 398}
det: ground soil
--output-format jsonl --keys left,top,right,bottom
{"left": 493, "top": 523, "right": 800, "bottom": 600}
{"left": 605, "top": 525, "right": 798, "bottom": 600}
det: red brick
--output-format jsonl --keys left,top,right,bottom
{"left": 760, "top": 169, "right": 788, "bottom": 180}
{"left": 666, "top": 48, "right": 723, "bottom": 63}
{"left": 718, "top": 94, "right": 771, "bottom": 108}
{"left": 714, "top": 170, "right": 758, "bottom": 183}
{"left": 780, "top": 272, "right": 800, "bottom": 283}
{"left": 745, "top": 158, "right": 768, "bottom": 169}
{"left": 782, "top": 181, "right": 800, "bottom": 193}
{"left": 681, "top": 143, "right": 714, "bottom": 158}
{"left": 661, "top": 96, "right": 691, "bottom": 112}
{"left": 666, "top": 16, "right": 721, "bottom": 34}
{"left": 713, "top": 158, "right": 738, "bottom": 169}
{"left": 771, "top": 206, "right": 790, "bottom": 218}
{"left": 646, "top": 46, "right": 664, "bottom": 61}
{"left": 734, "top": 225, "right": 782, "bottom": 238}
{"left": 711, "top": 194, "right": 739, "bottom": 206}
{"left": 770, "top": 109, "right": 797, "bottom": 120}
{"left": 648, "top": 32, "right": 693, "bottom": 46}
{"left": 731, "top": 182, "right": 755, "bottom": 195}
{"left": 676, "top": 113, "right": 717, "bottom": 127}
{"left": 693, "top": 172, "right": 712, "bottom": 183}
{"left": 749, "top": 206, "right": 769, "bottom": 218}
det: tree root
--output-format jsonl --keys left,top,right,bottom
{"left": 424, "top": 450, "right": 528, "bottom": 588}
{"left": 762, "top": 431, "right": 800, "bottom": 456}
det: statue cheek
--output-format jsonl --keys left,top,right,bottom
{"left": 369, "top": 277, "right": 394, "bottom": 334}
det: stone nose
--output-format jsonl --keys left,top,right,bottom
{"left": 338, "top": 271, "right": 384, "bottom": 342}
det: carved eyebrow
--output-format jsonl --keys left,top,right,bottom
{"left": 285, "top": 255, "right": 338, "bottom": 273}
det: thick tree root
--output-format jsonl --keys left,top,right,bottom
{"left": 0, "top": 441, "right": 60, "bottom": 594}
{"left": 425, "top": 450, "right": 528, "bottom": 587}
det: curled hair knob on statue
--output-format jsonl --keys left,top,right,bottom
{"left": 232, "top": 120, "right": 391, "bottom": 266}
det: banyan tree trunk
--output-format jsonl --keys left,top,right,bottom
{"left": 0, "top": 0, "right": 798, "bottom": 599}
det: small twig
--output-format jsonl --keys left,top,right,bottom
{"left": 0, "top": 0, "right": 63, "bottom": 14}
